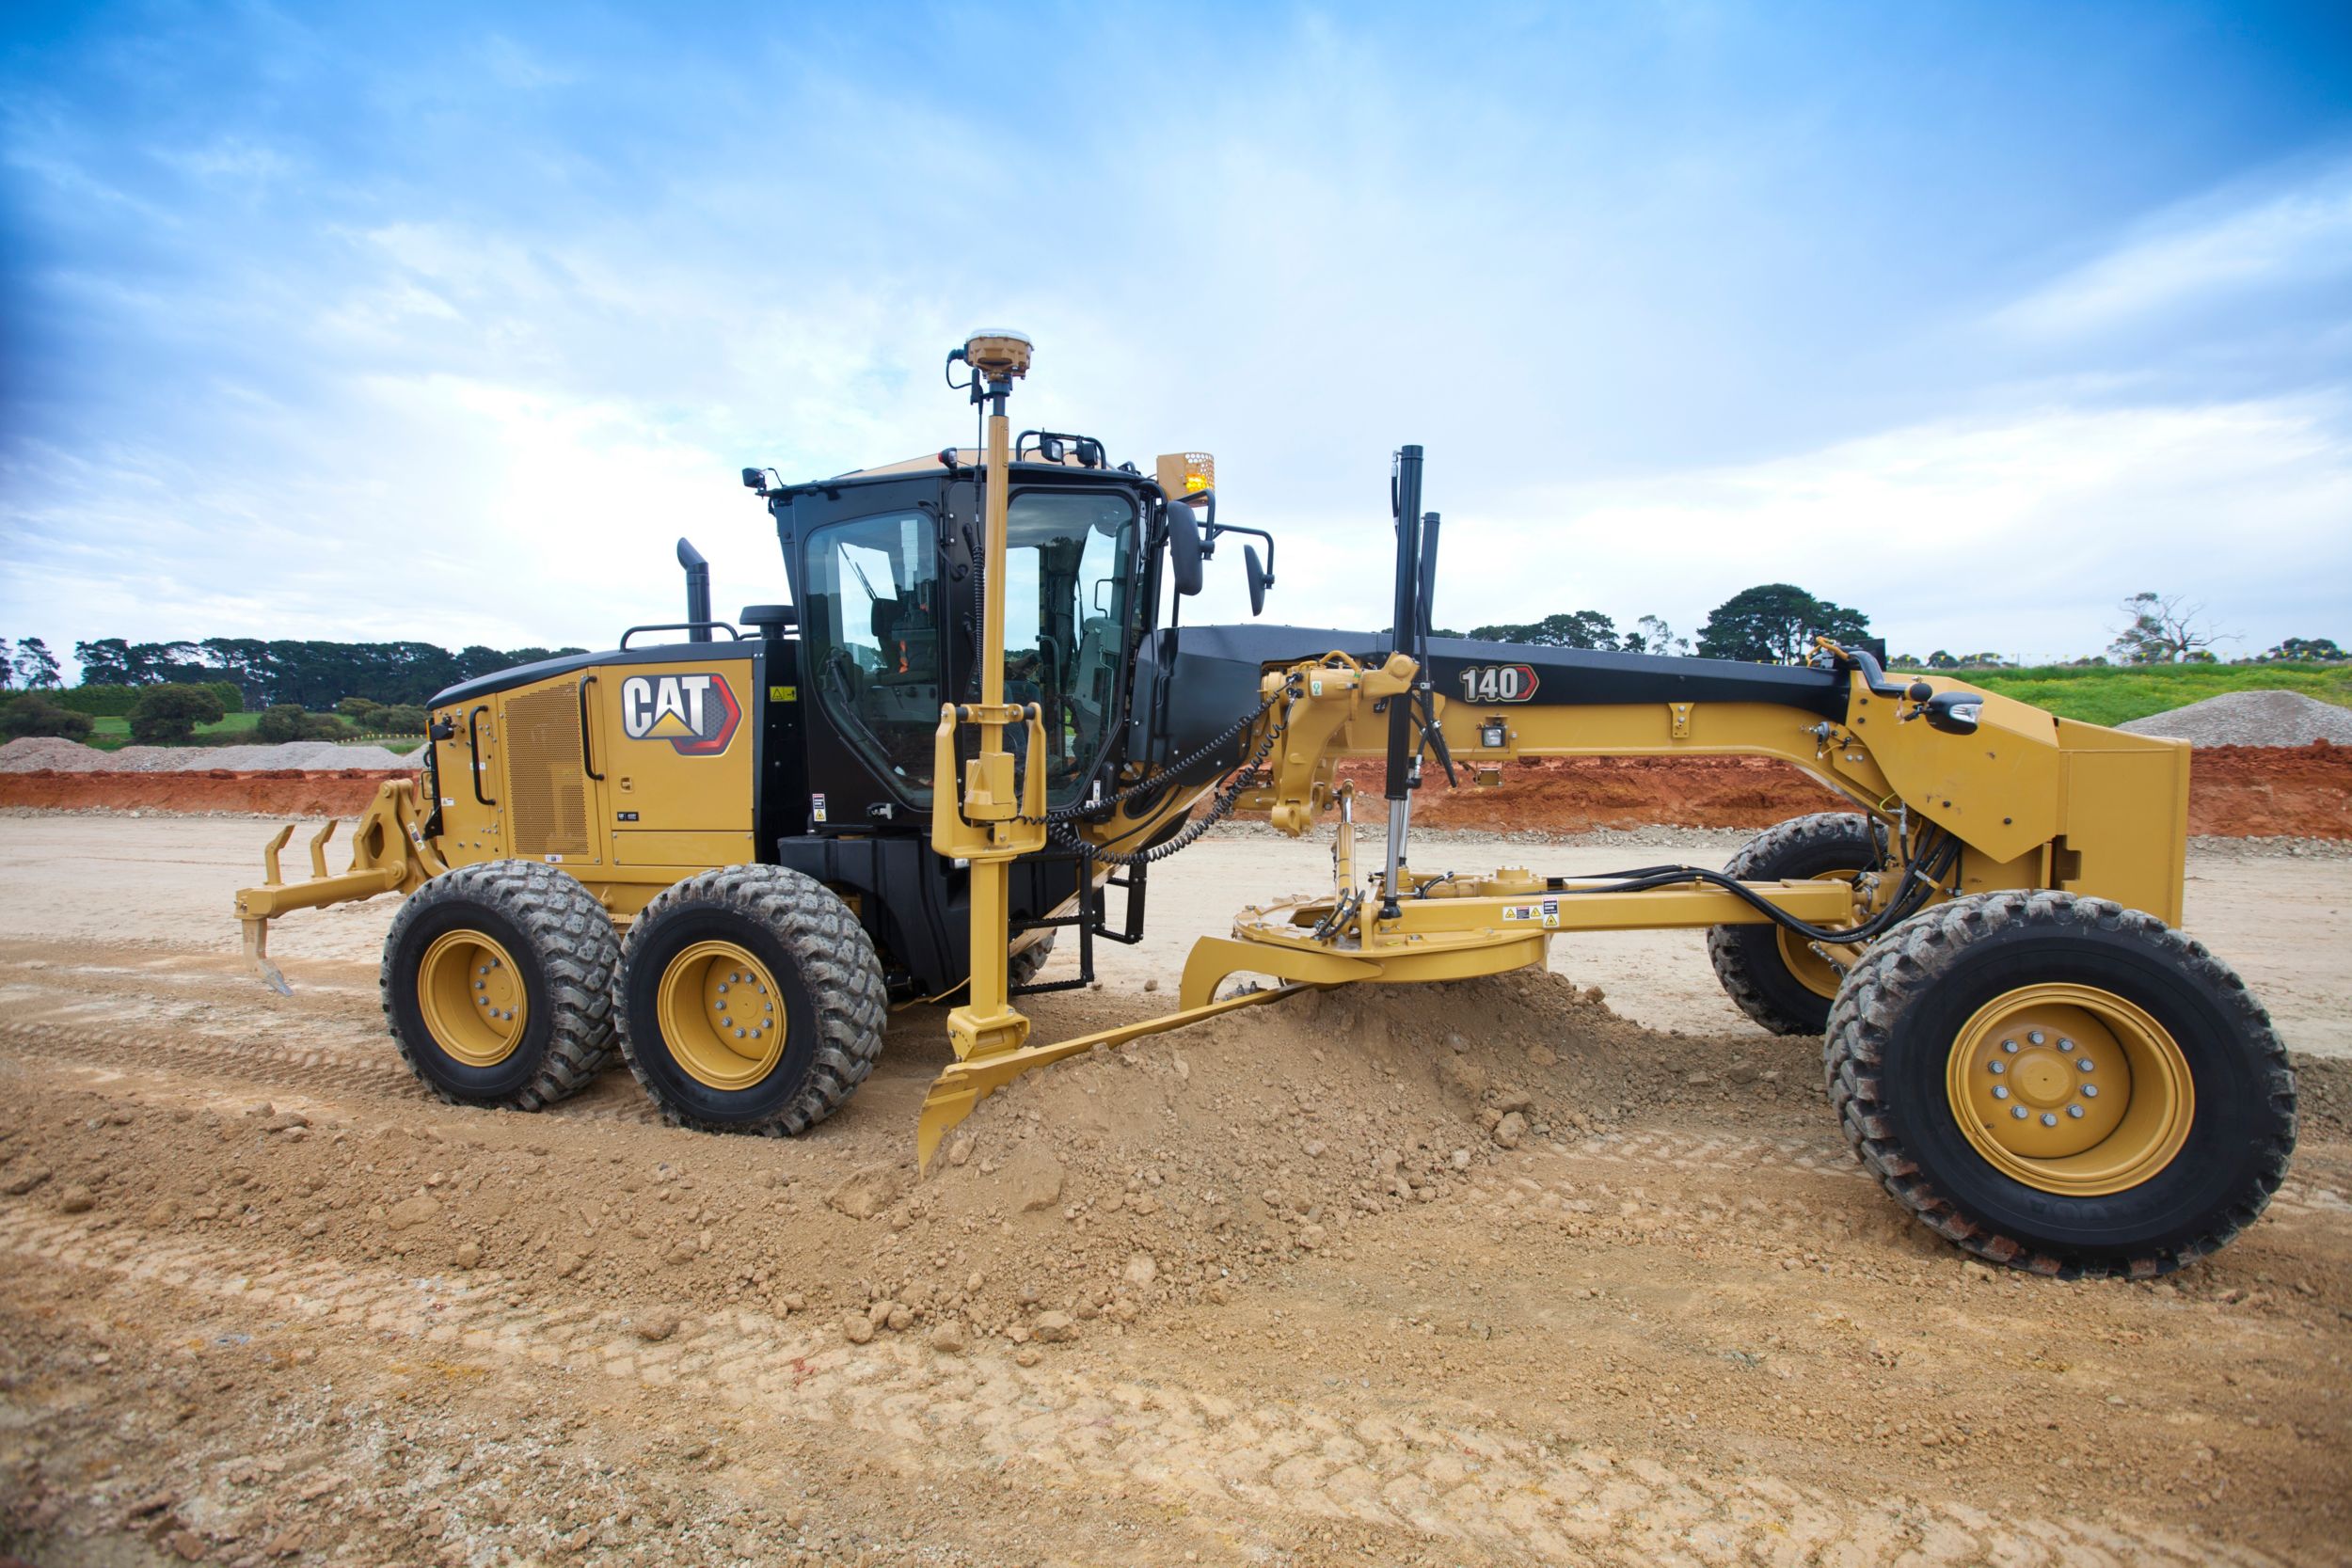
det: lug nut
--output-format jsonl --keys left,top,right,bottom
{"left": 1989, "top": 1061, "right": 2006, "bottom": 1075}
{"left": 2001, "top": 1039, "right": 2018, "bottom": 1053}
{"left": 2028, "top": 1030, "right": 2045, "bottom": 1046}
{"left": 734, "top": 1028, "right": 746, "bottom": 1039}
{"left": 2058, "top": 1037, "right": 2074, "bottom": 1053}
{"left": 2067, "top": 1104, "right": 2085, "bottom": 1119}
{"left": 2082, "top": 1085, "right": 2099, "bottom": 1099}
{"left": 2041, "top": 1113, "right": 2058, "bottom": 1127}
{"left": 2077, "top": 1057, "right": 2094, "bottom": 1071}
{"left": 1993, "top": 1085, "right": 2010, "bottom": 1100}
{"left": 2011, "top": 1105, "right": 2029, "bottom": 1120}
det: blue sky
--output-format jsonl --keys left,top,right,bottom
{"left": 4, "top": 1, "right": 2349, "bottom": 672}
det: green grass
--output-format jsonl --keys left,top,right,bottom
{"left": 84, "top": 710, "right": 264, "bottom": 750}
{"left": 78, "top": 711, "right": 422, "bottom": 754}
{"left": 1894, "top": 662, "right": 2352, "bottom": 727}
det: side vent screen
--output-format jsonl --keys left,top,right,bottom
{"left": 504, "top": 685, "right": 591, "bottom": 858}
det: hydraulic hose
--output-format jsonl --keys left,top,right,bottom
{"left": 1554, "top": 829, "right": 1960, "bottom": 946}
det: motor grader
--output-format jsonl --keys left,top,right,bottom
{"left": 237, "top": 330, "right": 2294, "bottom": 1278}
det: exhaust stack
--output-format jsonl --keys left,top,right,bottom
{"left": 677, "top": 538, "right": 711, "bottom": 641}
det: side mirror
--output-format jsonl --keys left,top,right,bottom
{"left": 1923, "top": 690, "right": 1983, "bottom": 735}
{"left": 1244, "top": 544, "right": 1268, "bottom": 616}
{"left": 1168, "top": 503, "right": 1204, "bottom": 596}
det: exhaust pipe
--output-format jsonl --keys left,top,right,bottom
{"left": 677, "top": 537, "right": 711, "bottom": 641}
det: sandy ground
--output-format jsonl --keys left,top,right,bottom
{"left": 1, "top": 815, "right": 2343, "bottom": 1057}
{"left": 1, "top": 813, "right": 2348, "bottom": 1566}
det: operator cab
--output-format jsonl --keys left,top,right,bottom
{"left": 753, "top": 445, "right": 1207, "bottom": 832}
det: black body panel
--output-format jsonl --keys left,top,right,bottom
{"left": 1150, "top": 624, "right": 1851, "bottom": 778}
{"left": 774, "top": 833, "right": 1085, "bottom": 996}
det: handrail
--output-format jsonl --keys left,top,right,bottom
{"left": 467, "top": 704, "right": 496, "bottom": 805}
{"left": 619, "top": 621, "right": 745, "bottom": 649}
{"left": 578, "top": 674, "right": 604, "bottom": 782}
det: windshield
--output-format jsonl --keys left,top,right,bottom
{"left": 981, "top": 489, "right": 1137, "bottom": 805}
{"left": 803, "top": 489, "right": 1136, "bottom": 811}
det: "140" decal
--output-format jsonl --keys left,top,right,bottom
{"left": 1457, "top": 663, "right": 1540, "bottom": 703}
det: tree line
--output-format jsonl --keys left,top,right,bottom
{"left": 37, "top": 638, "right": 585, "bottom": 708}
{"left": 1440, "top": 584, "right": 1873, "bottom": 664}
{"left": 1441, "top": 585, "right": 2342, "bottom": 668}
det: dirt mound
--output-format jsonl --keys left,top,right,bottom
{"left": 2121, "top": 689, "right": 2352, "bottom": 746}
{"left": 899, "top": 971, "right": 1743, "bottom": 1335}
{"left": 0, "top": 768, "right": 405, "bottom": 816}
{"left": 0, "top": 736, "right": 414, "bottom": 772}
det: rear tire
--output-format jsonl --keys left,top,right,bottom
{"left": 1824, "top": 891, "right": 2294, "bottom": 1276}
{"left": 1707, "top": 812, "right": 1884, "bottom": 1035}
{"left": 616, "top": 866, "right": 886, "bottom": 1135}
{"left": 1009, "top": 930, "right": 1057, "bottom": 990}
{"left": 381, "top": 861, "right": 621, "bottom": 1110}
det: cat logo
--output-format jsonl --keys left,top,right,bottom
{"left": 619, "top": 672, "right": 741, "bottom": 755}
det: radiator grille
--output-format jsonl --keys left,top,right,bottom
{"left": 504, "top": 685, "right": 590, "bottom": 858}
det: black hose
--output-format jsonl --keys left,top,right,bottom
{"left": 1554, "top": 829, "right": 1959, "bottom": 946}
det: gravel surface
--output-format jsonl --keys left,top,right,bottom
{"left": 0, "top": 736, "right": 411, "bottom": 772}
{"left": 2119, "top": 689, "right": 2352, "bottom": 746}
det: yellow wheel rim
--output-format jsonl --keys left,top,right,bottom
{"left": 1778, "top": 924, "right": 1846, "bottom": 1000}
{"left": 656, "top": 940, "right": 787, "bottom": 1091}
{"left": 417, "top": 929, "right": 529, "bottom": 1068}
{"left": 1945, "top": 983, "right": 2194, "bottom": 1196}
{"left": 1777, "top": 870, "right": 1867, "bottom": 1000}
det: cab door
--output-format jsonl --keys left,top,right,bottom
{"left": 494, "top": 673, "right": 609, "bottom": 870}
{"left": 587, "top": 649, "right": 759, "bottom": 875}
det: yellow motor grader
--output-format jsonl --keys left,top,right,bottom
{"left": 237, "top": 330, "right": 2294, "bottom": 1278}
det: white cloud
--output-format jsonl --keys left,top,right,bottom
{"left": 1997, "top": 163, "right": 2352, "bottom": 338}
{"left": 1426, "top": 398, "right": 2352, "bottom": 660}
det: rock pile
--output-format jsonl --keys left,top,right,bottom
{"left": 0, "top": 736, "right": 414, "bottom": 772}
{"left": 2118, "top": 689, "right": 2352, "bottom": 747}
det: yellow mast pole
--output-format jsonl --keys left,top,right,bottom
{"left": 933, "top": 329, "right": 1042, "bottom": 1069}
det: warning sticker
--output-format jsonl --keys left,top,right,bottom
{"left": 1502, "top": 899, "right": 1562, "bottom": 928}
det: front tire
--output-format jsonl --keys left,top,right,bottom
{"left": 1825, "top": 891, "right": 2295, "bottom": 1276}
{"left": 381, "top": 861, "right": 621, "bottom": 1110}
{"left": 1707, "top": 812, "right": 1885, "bottom": 1035}
{"left": 616, "top": 866, "right": 886, "bottom": 1135}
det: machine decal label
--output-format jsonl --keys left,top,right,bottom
{"left": 811, "top": 792, "right": 828, "bottom": 824}
{"left": 1502, "top": 898, "right": 1561, "bottom": 928}
{"left": 1458, "top": 664, "right": 1539, "bottom": 703}
{"left": 619, "top": 673, "right": 741, "bottom": 755}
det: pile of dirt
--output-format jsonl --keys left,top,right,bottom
{"left": 0, "top": 970, "right": 1764, "bottom": 1352}
{"left": 0, "top": 736, "right": 413, "bottom": 771}
{"left": 2120, "top": 689, "right": 2352, "bottom": 746}
{"left": 879, "top": 970, "right": 1776, "bottom": 1342}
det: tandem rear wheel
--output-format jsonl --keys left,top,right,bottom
{"left": 615, "top": 865, "right": 887, "bottom": 1136}
{"left": 1707, "top": 812, "right": 1886, "bottom": 1036}
{"left": 381, "top": 860, "right": 622, "bottom": 1110}
{"left": 1824, "top": 891, "right": 2295, "bottom": 1276}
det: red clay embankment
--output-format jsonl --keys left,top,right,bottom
{"left": 1, "top": 742, "right": 2344, "bottom": 836}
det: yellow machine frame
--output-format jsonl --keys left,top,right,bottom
{"left": 230, "top": 329, "right": 2191, "bottom": 1175}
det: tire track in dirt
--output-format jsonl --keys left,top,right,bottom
{"left": 0, "top": 1202, "right": 2289, "bottom": 1568}
{"left": 0, "top": 1019, "right": 669, "bottom": 1128}
{"left": 1545, "top": 1125, "right": 2350, "bottom": 1220}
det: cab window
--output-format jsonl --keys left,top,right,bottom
{"left": 803, "top": 510, "right": 944, "bottom": 804}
